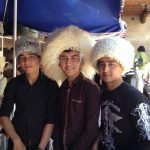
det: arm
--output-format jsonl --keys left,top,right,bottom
{"left": 0, "top": 78, "right": 26, "bottom": 150}
{"left": 128, "top": 93, "right": 150, "bottom": 150}
{"left": 38, "top": 79, "right": 59, "bottom": 150}
{"left": 91, "top": 133, "right": 101, "bottom": 150}
{"left": 38, "top": 124, "right": 54, "bottom": 150}
{"left": 73, "top": 84, "right": 101, "bottom": 150}
{"left": 128, "top": 141, "right": 150, "bottom": 150}
{"left": 0, "top": 116, "right": 26, "bottom": 150}
{"left": 143, "top": 64, "right": 149, "bottom": 83}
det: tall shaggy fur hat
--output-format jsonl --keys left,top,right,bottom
{"left": 41, "top": 25, "right": 96, "bottom": 82}
{"left": 15, "top": 36, "right": 41, "bottom": 58}
{"left": 91, "top": 36, "right": 135, "bottom": 74}
{"left": 0, "top": 56, "right": 6, "bottom": 73}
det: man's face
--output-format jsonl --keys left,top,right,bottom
{"left": 18, "top": 52, "right": 40, "bottom": 74}
{"left": 59, "top": 50, "right": 83, "bottom": 80}
{"left": 97, "top": 57, "right": 123, "bottom": 84}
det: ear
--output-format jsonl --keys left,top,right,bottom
{"left": 38, "top": 55, "right": 41, "bottom": 61}
{"left": 81, "top": 59, "right": 84, "bottom": 66}
{"left": 79, "top": 59, "right": 84, "bottom": 70}
{"left": 58, "top": 62, "right": 61, "bottom": 69}
{"left": 17, "top": 60, "right": 20, "bottom": 66}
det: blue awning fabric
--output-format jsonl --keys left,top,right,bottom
{"left": 0, "top": 0, "right": 124, "bottom": 34}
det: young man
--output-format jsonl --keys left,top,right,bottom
{"left": 0, "top": 36, "right": 59, "bottom": 150}
{"left": 41, "top": 25, "right": 101, "bottom": 150}
{"left": 91, "top": 37, "right": 150, "bottom": 150}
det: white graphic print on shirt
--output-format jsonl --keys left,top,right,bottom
{"left": 102, "top": 100, "right": 123, "bottom": 150}
{"left": 131, "top": 103, "right": 150, "bottom": 140}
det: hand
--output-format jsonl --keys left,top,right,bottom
{"left": 13, "top": 138, "right": 26, "bottom": 150}
{"left": 91, "top": 142, "right": 99, "bottom": 150}
{"left": 37, "top": 147, "right": 43, "bottom": 150}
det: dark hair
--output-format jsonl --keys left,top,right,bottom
{"left": 137, "top": 46, "right": 145, "bottom": 52}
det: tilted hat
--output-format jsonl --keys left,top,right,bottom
{"left": 91, "top": 37, "right": 135, "bottom": 74}
{"left": 15, "top": 36, "right": 41, "bottom": 57}
{"left": 41, "top": 25, "right": 96, "bottom": 82}
{"left": 0, "top": 56, "right": 6, "bottom": 73}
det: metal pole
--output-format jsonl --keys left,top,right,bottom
{"left": 13, "top": 0, "right": 17, "bottom": 77}
{"left": 2, "top": 36, "right": 3, "bottom": 56}
{"left": 0, "top": 36, "right": 3, "bottom": 57}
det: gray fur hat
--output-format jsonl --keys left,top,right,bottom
{"left": 41, "top": 25, "right": 96, "bottom": 83}
{"left": 15, "top": 36, "right": 41, "bottom": 57}
{"left": 91, "top": 37, "right": 135, "bottom": 74}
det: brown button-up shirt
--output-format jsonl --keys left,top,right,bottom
{"left": 54, "top": 73, "right": 101, "bottom": 150}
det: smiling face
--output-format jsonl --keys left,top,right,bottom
{"left": 18, "top": 52, "right": 40, "bottom": 75}
{"left": 59, "top": 50, "right": 83, "bottom": 81}
{"left": 97, "top": 57, "right": 124, "bottom": 90}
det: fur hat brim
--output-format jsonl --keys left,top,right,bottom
{"left": 41, "top": 25, "right": 96, "bottom": 83}
{"left": 15, "top": 36, "right": 41, "bottom": 58}
{"left": 91, "top": 37, "right": 135, "bottom": 74}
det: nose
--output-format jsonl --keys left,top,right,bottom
{"left": 66, "top": 58, "right": 72, "bottom": 65}
{"left": 103, "top": 63, "right": 109, "bottom": 72}
{"left": 24, "top": 57, "right": 31, "bottom": 63}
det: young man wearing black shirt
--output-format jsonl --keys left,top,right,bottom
{"left": 0, "top": 37, "right": 59, "bottom": 150}
{"left": 91, "top": 37, "right": 150, "bottom": 150}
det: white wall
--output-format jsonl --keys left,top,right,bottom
{"left": 122, "top": 15, "right": 150, "bottom": 59}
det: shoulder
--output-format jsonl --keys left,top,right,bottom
{"left": 81, "top": 76, "right": 100, "bottom": 93}
{"left": 4, "top": 74, "right": 24, "bottom": 92}
{"left": 42, "top": 74, "right": 59, "bottom": 88}
{"left": 121, "top": 82, "right": 143, "bottom": 97}
{"left": 7, "top": 74, "right": 23, "bottom": 84}
{"left": 121, "top": 82, "right": 149, "bottom": 109}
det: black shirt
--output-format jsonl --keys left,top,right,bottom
{"left": 100, "top": 82, "right": 150, "bottom": 150}
{"left": 0, "top": 73, "right": 59, "bottom": 147}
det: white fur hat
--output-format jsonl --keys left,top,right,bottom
{"left": 91, "top": 37, "right": 135, "bottom": 74}
{"left": 41, "top": 25, "right": 96, "bottom": 82}
{"left": 0, "top": 56, "right": 6, "bottom": 73}
{"left": 15, "top": 36, "right": 41, "bottom": 58}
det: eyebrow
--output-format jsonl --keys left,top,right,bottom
{"left": 98, "top": 60, "right": 116, "bottom": 63}
{"left": 59, "top": 54, "right": 79, "bottom": 58}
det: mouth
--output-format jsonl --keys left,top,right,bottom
{"left": 103, "top": 73, "right": 111, "bottom": 77}
{"left": 25, "top": 66, "right": 32, "bottom": 69}
{"left": 102, "top": 74, "right": 112, "bottom": 79}
{"left": 65, "top": 67, "right": 74, "bottom": 71}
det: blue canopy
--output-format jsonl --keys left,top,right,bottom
{"left": 0, "top": 0, "right": 123, "bottom": 33}
{"left": 0, "top": 0, "right": 5, "bottom": 21}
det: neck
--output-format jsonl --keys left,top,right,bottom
{"left": 67, "top": 78, "right": 74, "bottom": 88}
{"left": 67, "top": 73, "right": 80, "bottom": 88}
{"left": 26, "top": 70, "right": 39, "bottom": 85}
{"left": 106, "top": 78, "right": 123, "bottom": 91}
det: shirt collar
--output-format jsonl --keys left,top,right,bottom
{"left": 62, "top": 73, "right": 84, "bottom": 88}
{"left": 22, "top": 70, "right": 44, "bottom": 84}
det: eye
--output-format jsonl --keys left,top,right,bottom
{"left": 59, "top": 57, "right": 68, "bottom": 62}
{"left": 97, "top": 62, "right": 105, "bottom": 68}
{"left": 109, "top": 62, "right": 117, "bottom": 67}
{"left": 18, "top": 56, "right": 25, "bottom": 62}
{"left": 109, "top": 62, "right": 115, "bottom": 66}
{"left": 29, "top": 55, "right": 37, "bottom": 60}
{"left": 71, "top": 56, "right": 79, "bottom": 61}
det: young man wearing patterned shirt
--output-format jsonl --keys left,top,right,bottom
{"left": 91, "top": 37, "right": 150, "bottom": 150}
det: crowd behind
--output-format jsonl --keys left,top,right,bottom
{"left": 0, "top": 25, "right": 150, "bottom": 150}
